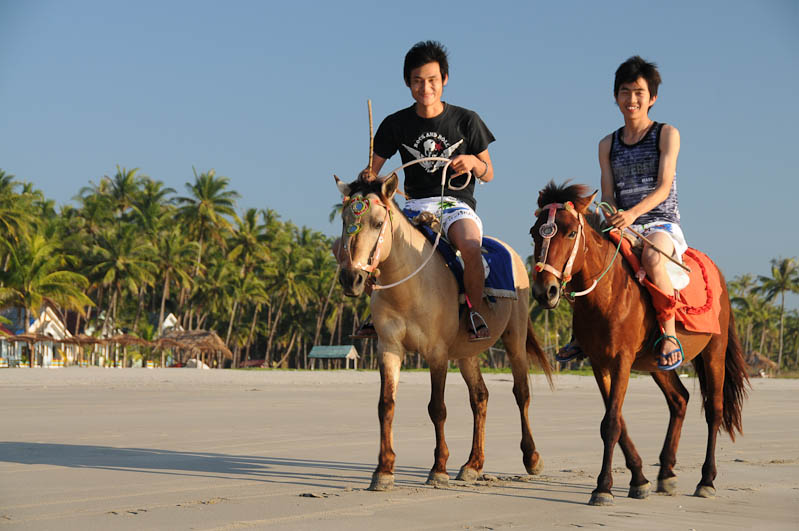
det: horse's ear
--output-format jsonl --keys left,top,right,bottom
{"left": 537, "top": 189, "right": 545, "bottom": 208}
{"left": 575, "top": 190, "right": 598, "bottom": 213}
{"left": 335, "top": 175, "right": 351, "bottom": 197}
{"left": 380, "top": 172, "right": 398, "bottom": 200}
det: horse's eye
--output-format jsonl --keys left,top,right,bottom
{"left": 375, "top": 221, "right": 383, "bottom": 229}
{"left": 568, "top": 231, "right": 578, "bottom": 239}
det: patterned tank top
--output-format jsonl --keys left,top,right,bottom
{"left": 610, "top": 122, "right": 680, "bottom": 226}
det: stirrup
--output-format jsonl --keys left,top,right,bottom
{"left": 467, "top": 311, "right": 491, "bottom": 342}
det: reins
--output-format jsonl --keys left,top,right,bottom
{"left": 369, "top": 156, "right": 473, "bottom": 290}
{"left": 534, "top": 201, "right": 623, "bottom": 299}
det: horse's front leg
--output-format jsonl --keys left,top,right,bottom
{"left": 455, "top": 356, "right": 488, "bottom": 483}
{"left": 650, "top": 370, "right": 690, "bottom": 495}
{"left": 590, "top": 360, "right": 636, "bottom": 506}
{"left": 426, "top": 357, "right": 450, "bottom": 487}
{"left": 369, "top": 349, "right": 402, "bottom": 491}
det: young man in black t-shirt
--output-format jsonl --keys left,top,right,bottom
{"left": 359, "top": 40, "right": 495, "bottom": 341}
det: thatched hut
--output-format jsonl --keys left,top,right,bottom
{"left": 156, "top": 330, "right": 233, "bottom": 368}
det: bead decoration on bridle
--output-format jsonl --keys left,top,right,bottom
{"left": 341, "top": 194, "right": 393, "bottom": 275}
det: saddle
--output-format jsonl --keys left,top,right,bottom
{"left": 406, "top": 210, "right": 517, "bottom": 300}
{"left": 608, "top": 231, "right": 723, "bottom": 335}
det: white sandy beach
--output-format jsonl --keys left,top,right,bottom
{"left": 0, "top": 368, "right": 796, "bottom": 530}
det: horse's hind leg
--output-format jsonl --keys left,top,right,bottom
{"left": 455, "top": 356, "right": 488, "bottom": 483}
{"left": 506, "top": 335, "right": 543, "bottom": 475}
{"left": 369, "top": 350, "right": 402, "bottom": 491}
{"left": 426, "top": 357, "right": 450, "bottom": 487}
{"left": 650, "top": 370, "right": 690, "bottom": 495}
{"left": 695, "top": 336, "right": 727, "bottom": 498}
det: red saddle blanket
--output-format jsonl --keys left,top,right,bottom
{"left": 608, "top": 231, "right": 723, "bottom": 335}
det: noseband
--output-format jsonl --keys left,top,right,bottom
{"left": 534, "top": 201, "right": 585, "bottom": 284}
{"left": 341, "top": 194, "right": 392, "bottom": 275}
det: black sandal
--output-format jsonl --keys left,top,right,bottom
{"left": 350, "top": 319, "right": 377, "bottom": 339}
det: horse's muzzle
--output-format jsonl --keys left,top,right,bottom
{"left": 532, "top": 278, "right": 561, "bottom": 309}
{"left": 339, "top": 268, "right": 368, "bottom": 297}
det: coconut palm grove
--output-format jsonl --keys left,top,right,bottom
{"left": 1, "top": 167, "right": 797, "bottom": 372}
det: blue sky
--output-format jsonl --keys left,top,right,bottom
{"left": 1, "top": 1, "right": 797, "bottom": 305}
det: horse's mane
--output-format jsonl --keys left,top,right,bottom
{"left": 537, "top": 180, "right": 591, "bottom": 208}
{"left": 344, "top": 178, "right": 403, "bottom": 213}
{"left": 538, "top": 180, "right": 608, "bottom": 238}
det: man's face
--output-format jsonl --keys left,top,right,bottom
{"left": 408, "top": 61, "right": 447, "bottom": 108}
{"left": 615, "top": 77, "right": 657, "bottom": 119}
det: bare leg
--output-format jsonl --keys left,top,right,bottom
{"left": 369, "top": 349, "right": 402, "bottom": 491}
{"left": 448, "top": 219, "right": 489, "bottom": 340}
{"left": 642, "top": 233, "right": 681, "bottom": 367}
{"left": 456, "top": 356, "right": 488, "bottom": 482}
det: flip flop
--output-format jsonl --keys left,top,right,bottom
{"left": 654, "top": 334, "right": 684, "bottom": 371}
{"left": 468, "top": 311, "right": 491, "bottom": 342}
{"left": 555, "top": 342, "right": 585, "bottom": 363}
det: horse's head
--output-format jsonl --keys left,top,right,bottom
{"left": 529, "top": 182, "right": 596, "bottom": 308}
{"left": 334, "top": 173, "right": 399, "bottom": 297}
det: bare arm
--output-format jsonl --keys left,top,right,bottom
{"left": 602, "top": 125, "right": 681, "bottom": 229}
{"left": 598, "top": 134, "right": 615, "bottom": 208}
{"left": 449, "top": 150, "right": 493, "bottom": 183}
{"left": 359, "top": 153, "right": 387, "bottom": 182}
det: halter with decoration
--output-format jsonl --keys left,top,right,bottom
{"left": 533, "top": 199, "right": 625, "bottom": 299}
{"left": 341, "top": 193, "right": 393, "bottom": 275}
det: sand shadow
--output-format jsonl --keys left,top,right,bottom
{"left": 0, "top": 441, "right": 432, "bottom": 489}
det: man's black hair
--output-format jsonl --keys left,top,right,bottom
{"left": 614, "top": 56, "right": 662, "bottom": 98}
{"left": 403, "top": 41, "right": 449, "bottom": 86}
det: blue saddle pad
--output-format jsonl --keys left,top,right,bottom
{"left": 402, "top": 208, "right": 517, "bottom": 300}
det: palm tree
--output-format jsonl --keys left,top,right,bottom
{"left": 88, "top": 226, "right": 156, "bottom": 337}
{"left": 0, "top": 231, "right": 93, "bottom": 365}
{"left": 176, "top": 168, "right": 239, "bottom": 275}
{"left": 755, "top": 257, "right": 799, "bottom": 371}
{"left": 154, "top": 226, "right": 198, "bottom": 337}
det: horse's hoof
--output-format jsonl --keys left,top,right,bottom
{"left": 456, "top": 466, "right": 480, "bottom": 483}
{"left": 656, "top": 477, "right": 678, "bottom": 495}
{"left": 694, "top": 484, "right": 716, "bottom": 498}
{"left": 525, "top": 454, "right": 544, "bottom": 475}
{"left": 426, "top": 471, "right": 450, "bottom": 487}
{"left": 368, "top": 472, "right": 394, "bottom": 491}
{"left": 589, "top": 491, "right": 614, "bottom": 506}
{"left": 628, "top": 481, "right": 651, "bottom": 499}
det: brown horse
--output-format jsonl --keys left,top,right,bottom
{"left": 530, "top": 181, "right": 749, "bottom": 506}
{"left": 335, "top": 174, "right": 553, "bottom": 491}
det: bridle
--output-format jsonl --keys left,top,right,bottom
{"left": 534, "top": 201, "right": 585, "bottom": 285}
{"left": 341, "top": 194, "right": 392, "bottom": 275}
{"left": 338, "top": 155, "right": 476, "bottom": 291}
{"left": 533, "top": 201, "right": 623, "bottom": 299}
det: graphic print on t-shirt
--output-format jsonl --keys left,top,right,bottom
{"left": 402, "top": 133, "right": 464, "bottom": 172}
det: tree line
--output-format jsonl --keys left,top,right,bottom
{"left": 1, "top": 167, "right": 797, "bottom": 371}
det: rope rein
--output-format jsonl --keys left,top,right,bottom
{"left": 370, "top": 156, "right": 473, "bottom": 291}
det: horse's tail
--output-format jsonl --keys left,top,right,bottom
{"left": 694, "top": 308, "right": 750, "bottom": 441}
{"left": 527, "top": 317, "right": 554, "bottom": 390}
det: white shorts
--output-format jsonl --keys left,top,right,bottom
{"left": 630, "top": 221, "right": 689, "bottom": 290}
{"left": 403, "top": 196, "right": 483, "bottom": 240}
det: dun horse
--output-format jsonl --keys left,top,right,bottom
{"left": 530, "top": 181, "right": 749, "bottom": 506}
{"left": 335, "top": 173, "right": 553, "bottom": 490}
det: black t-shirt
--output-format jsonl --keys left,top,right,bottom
{"left": 373, "top": 103, "right": 495, "bottom": 210}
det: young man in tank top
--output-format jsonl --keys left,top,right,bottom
{"left": 352, "top": 40, "right": 495, "bottom": 341}
{"left": 559, "top": 56, "right": 686, "bottom": 370}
